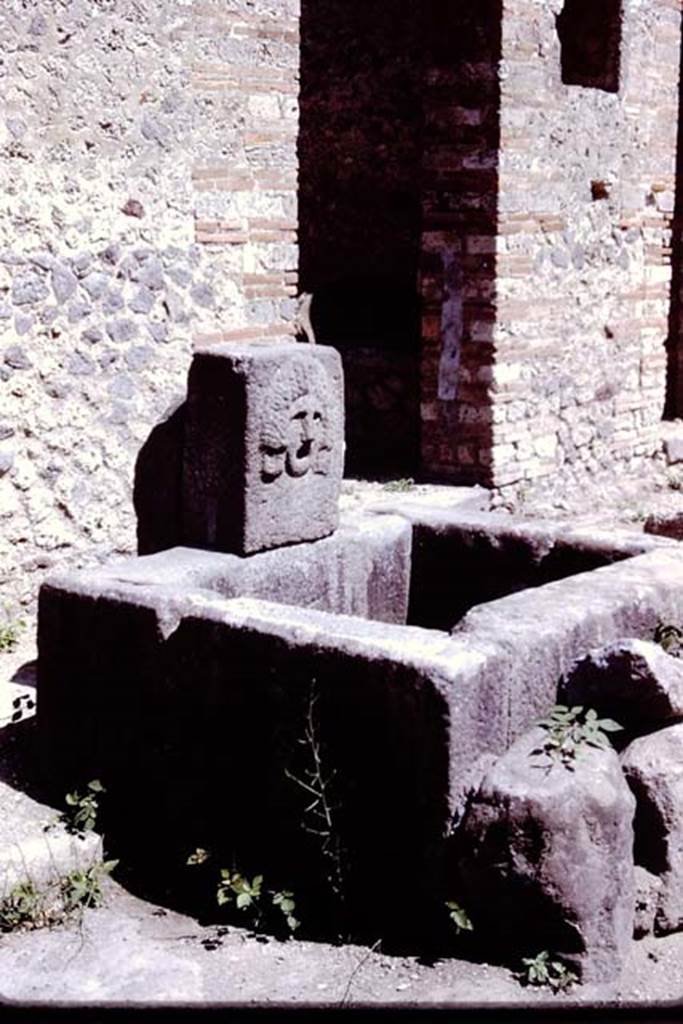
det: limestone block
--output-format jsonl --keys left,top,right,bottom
{"left": 563, "top": 640, "right": 683, "bottom": 736}
{"left": 621, "top": 723, "right": 683, "bottom": 935}
{"left": 183, "top": 342, "right": 344, "bottom": 555}
{"left": 453, "top": 726, "right": 636, "bottom": 982}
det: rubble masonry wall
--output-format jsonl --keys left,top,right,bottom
{"left": 0, "top": 0, "right": 299, "bottom": 606}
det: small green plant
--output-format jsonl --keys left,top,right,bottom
{"left": 216, "top": 870, "right": 299, "bottom": 934}
{"left": 382, "top": 478, "right": 415, "bottom": 493}
{"left": 533, "top": 705, "right": 622, "bottom": 770}
{"left": 520, "top": 950, "right": 578, "bottom": 991}
{"left": 187, "top": 851, "right": 300, "bottom": 937}
{"left": 445, "top": 900, "right": 473, "bottom": 936}
{"left": 186, "top": 847, "right": 210, "bottom": 866}
{"left": 0, "top": 608, "right": 25, "bottom": 653}
{"left": 60, "top": 861, "right": 118, "bottom": 915}
{"left": 654, "top": 621, "right": 683, "bottom": 658}
{"left": 0, "top": 857, "right": 117, "bottom": 933}
{"left": 0, "top": 883, "right": 43, "bottom": 931}
{"left": 58, "top": 779, "right": 105, "bottom": 837}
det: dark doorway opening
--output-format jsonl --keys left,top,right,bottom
{"left": 298, "top": 0, "right": 423, "bottom": 480}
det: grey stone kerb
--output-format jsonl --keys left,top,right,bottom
{"left": 182, "top": 342, "right": 344, "bottom": 555}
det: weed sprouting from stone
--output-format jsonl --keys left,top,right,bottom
{"left": 445, "top": 900, "right": 473, "bottom": 936}
{"left": 532, "top": 705, "right": 622, "bottom": 770}
{"left": 187, "top": 851, "right": 299, "bottom": 937}
{"left": 654, "top": 621, "right": 683, "bottom": 658}
{"left": 0, "top": 883, "right": 43, "bottom": 931}
{"left": 60, "top": 861, "right": 118, "bottom": 916}
{"left": 0, "top": 860, "right": 117, "bottom": 933}
{"left": 285, "top": 681, "right": 347, "bottom": 932}
{"left": 54, "top": 779, "right": 105, "bottom": 838}
{"left": 382, "top": 478, "right": 415, "bottom": 493}
{"left": 519, "top": 950, "right": 578, "bottom": 991}
{"left": 0, "top": 606, "right": 25, "bottom": 653}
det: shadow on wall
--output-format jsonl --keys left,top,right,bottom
{"left": 133, "top": 398, "right": 185, "bottom": 555}
{"left": 665, "top": 10, "right": 683, "bottom": 420}
{"left": 298, "top": 0, "right": 423, "bottom": 479}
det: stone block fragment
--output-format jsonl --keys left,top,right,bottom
{"left": 621, "top": 723, "right": 683, "bottom": 935}
{"left": 645, "top": 511, "right": 683, "bottom": 541}
{"left": 183, "top": 342, "right": 344, "bottom": 555}
{"left": 453, "top": 726, "right": 635, "bottom": 982}
{"left": 633, "top": 866, "right": 662, "bottom": 938}
{"left": 663, "top": 436, "right": 683, "bottom": 465}
{"left": 563, "top": 639, "right": 683, "bottom": 735}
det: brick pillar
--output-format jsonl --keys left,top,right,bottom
{"left": 418, "top": 0, "right": 503, "bottom": 485}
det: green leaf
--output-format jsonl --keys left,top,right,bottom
{"left": 235, "top": 892, "right": 252, "bottom": 910}
{"left": 598, "top": 719, "right": 623, "bottom": 732}
{"left": 88, "top": 780, "right": 105, "bottom": 793}
{"left": 187, "top": 848, "right": 210, "bottom": 866}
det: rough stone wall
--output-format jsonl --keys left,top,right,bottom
{"left": 419, "top": 0, "right": 681, "bottom": 491}
{"left": 0, "top": 0, "right": 298, "bottom": 607}
{"left": 490, "top": 0, "right": 680, "bottom": 492}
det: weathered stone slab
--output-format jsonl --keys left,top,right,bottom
{"left": 45, "top": 510, "right": 411, "bottom": 626}
{"left": 453, "top": 548, "right": 683, "bottom": 746}
{"left": 453, "top": 726, "right": 636, "bottom": 982}
{"left": 399, "top": 508, "right": 673, "bottom": 631}
{"left": 563, "top": 640, "right": 683, "bottom": 735}
{"left": 182, "top": 342, "right": 344, "bottom": 555}
{"left": 621, "top": 723, "right": 683, "bottom": 935}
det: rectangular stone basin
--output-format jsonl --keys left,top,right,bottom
{"left": 37, "top": 506, "right": 683, "bottom": 941}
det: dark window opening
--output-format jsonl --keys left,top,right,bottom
{"left": 557, "top": 0, "right": 622, "bottom": 93}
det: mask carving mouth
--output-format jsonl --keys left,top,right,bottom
{"left": 288, "top": 439, "right": 313, "bottom": 476}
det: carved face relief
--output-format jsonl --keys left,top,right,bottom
{"left": 260, "top": 358, "right": 333, "bottom": 483}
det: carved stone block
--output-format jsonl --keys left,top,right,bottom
{"left": 182, "top": 342, "right": 344, "bottom": 554}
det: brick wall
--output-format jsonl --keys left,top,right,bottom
{"left": 490, "top": 0, "right": 680, "bottom": 491}
{"left": 419, "top": 0, "right": 681, "bottom": 492}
